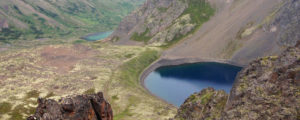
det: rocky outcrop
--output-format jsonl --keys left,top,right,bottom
{"left": 27, "top": 92, "right": 113, "bottom": 120}
{"left": 174, "top": 88, "right": 228, "bottom": 120}
{"left": 224, "top": 42, "right": 300, "bottom": 120}
{"left": 111, "top": 0, "right": 187, "bottom": 44}
{"left": 173, "top": 42, "right": 300, "bottom": 119}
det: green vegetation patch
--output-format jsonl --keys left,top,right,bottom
{"left": 0, "top": 28, "right": 22, "bottom": 42}
{"left": 9, "top": 104, "right": 36, "bottom": 120}
{"left": 72, "top": 39, "right": 87, "bottom": 44}
{"left": 84, "top": 88, "right": 96, "bottom": 94}
{"left": 216, "top": 96, "right": 227, "bottom": 109}
{"left": 184, "top": 0, "right": 215, "bottom": 25}
{"left": 45, "top": 92, "right": 56, "bottom": 98}
{"left": 114, "top": 96, "right": 139, "bottom": 120}
{"left": 157, "top": 7, "right": 168, "bottom": 13}
{"left": 124, "top": 53, "right": 135, "bottom": 58}
{"left": 130, "top": 28, "right": 152, "bottom": 43}
{"left": 200, "top": 91, "right": 214, "bottom": 105}
{"left": 162, "top": 0, "right": 215, "bottom": 48}
{"left": 119, "top": 49, "right": 160, "bottom": 87}
{"left": 114, "top": 104, "right": 133, "bottom": 120}
{"left": 111, "top": 47, "right": 176, "bottom": 120}
{"left": 112, "top": 95, "right": 119, "bottom": 100}
{"left": 0, "top": 102, "right": 12, "bottom": 114}
{"left": 25, "top": 90, "right": 40, "bottom": 99}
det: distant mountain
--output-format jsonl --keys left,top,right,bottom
{"left": 0, "top": 0, "right": 144, "bottom": 42}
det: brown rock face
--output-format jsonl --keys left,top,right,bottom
{"left": 27, "top": 92, "right": 113, "bottom": 120}
{"left": 174, "top": 88, "right": 228, "bottom": 120}
{"left": 224, "top": 42, "right": 300, "bottom": 120}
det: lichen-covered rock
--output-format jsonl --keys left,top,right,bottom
{"left": 174, "top": 88, "right": 228, "bottom": 120}
{"left": 27, "top": 92, "right": 113, "bottom": 120}
{"left": 223, "top": 42, "right": 300, "bottom": 120}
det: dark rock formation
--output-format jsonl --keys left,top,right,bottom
{"left": 174, "top": 88, "right": 228, "bottom": 120}
{"left": 27, "top": 92, "right": 113, "bottom": 120}
{"left": 173, "top": 42, "right": 300, "bottom": 120}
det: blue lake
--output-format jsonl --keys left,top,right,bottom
{"left": 82, "top": 31, "right": 113, "bottom": 41}
{"left": 144, "top": 62, "right": 242, "bottom": 107}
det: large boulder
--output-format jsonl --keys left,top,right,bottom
{"left": 27, "top": 92, "right": 113, "bottom": 120}
{"left": 224, "top": 42, "right": 300, "bottom": 120}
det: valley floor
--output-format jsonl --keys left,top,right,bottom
{"left": 0, "top": 39, "right": 176, "bottom": 120}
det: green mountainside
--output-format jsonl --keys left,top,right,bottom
{"left": 0, "top": 0, "right": 144, "bottom": 42}
{"left": 111, "top": 0, "right": 215, "bottom": 47}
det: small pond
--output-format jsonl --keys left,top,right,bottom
{"left": 82, "top": 31, "right": 113, "bottom": 41}
{"left": 144, "top": 62, "right": 242, "bottom": 107}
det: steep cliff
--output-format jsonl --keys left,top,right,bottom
{"left": 27, "top": 92, "right": 113, "bottom": 120}
{"left": 173, "top": 42, "right": 300, "bottom": 119}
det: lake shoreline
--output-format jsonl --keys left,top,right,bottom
{"left": 139, "top": 57, "right": 247, "bottom": 106}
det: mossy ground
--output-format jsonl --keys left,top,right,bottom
{"left": 0, "top": 39, "right": 176, "bottom": 119}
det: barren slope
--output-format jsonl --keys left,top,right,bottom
{"left": 113, "top": 0, "right": 299, "bottom": 65}
{"left": 163, "top": 0, "right": 294, "bottom": 65}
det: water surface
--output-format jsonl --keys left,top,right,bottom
{"left": 82, "top": 31, "right": 113, "bottom": 41}
{"left": 144, "top": 62, "right": 242, "bottom": 107}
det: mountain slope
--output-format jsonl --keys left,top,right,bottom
{"left": 111, "top": 0, "right": 299, "bottom": 65}
{"left": 111, "top": 0, "right": 215, "bottom": 46}
{"left": 164, "top": 0, "right": 300, "bottom": 65}
{"left": 0, "top": 0, "right": 144, "bottom": 42}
